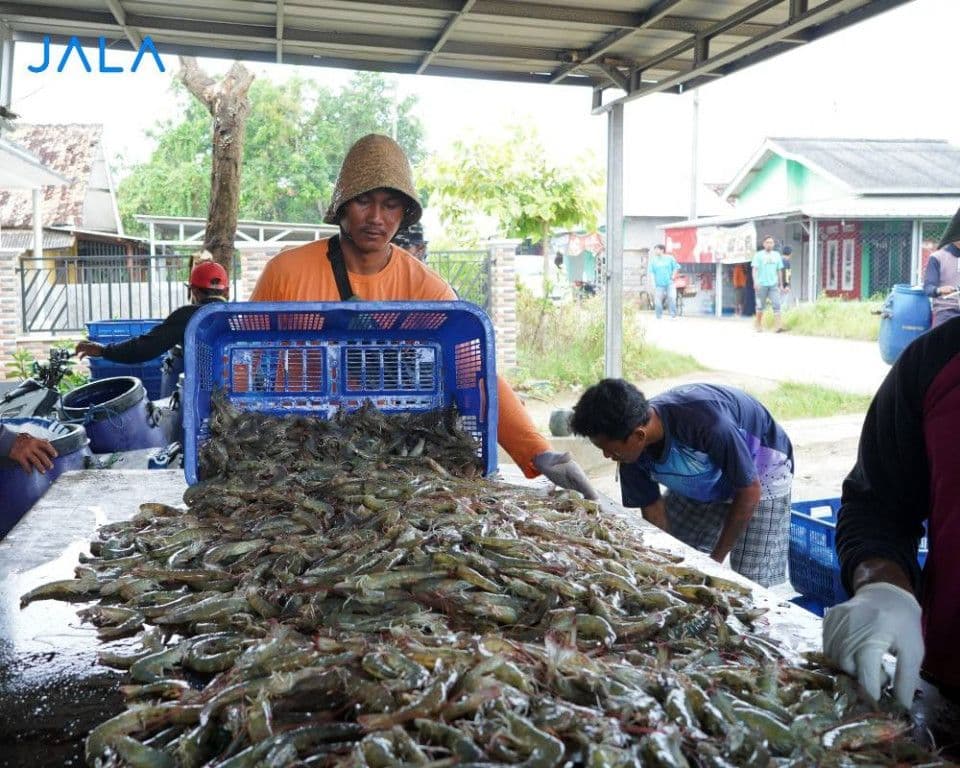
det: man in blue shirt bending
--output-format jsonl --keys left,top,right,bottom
{"left": 648, "top": 244, "right": 680, "bottom": 319}
{"left": 571, "top": 379, "right": 794, "bottom": 587}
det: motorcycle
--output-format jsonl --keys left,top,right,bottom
{"left": 0, "top": 347, "right": 75, "bottom": 420}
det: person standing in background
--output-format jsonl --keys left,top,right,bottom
{"left": 923, "top": 207, "right": 960, "bottom": 327}
{"left": 752, "top": 236, "right": 785, "bottom": 333}
{"left": 648, "top": 244, "right": 680, "bottom": 319}
{"left": 732, "top": 263, "right": 748, "bottom": 317}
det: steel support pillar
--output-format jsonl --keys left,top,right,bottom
{"left": 0, "top": 22, "right": 13, "bottom": 111}
{"left": 604, "top": 102, "right": 624, "bottom": 378}
{"left": 910, "top": 219, "right": 921, "bottom": 284}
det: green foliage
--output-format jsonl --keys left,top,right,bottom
{"left": 4, "top": 344, "right": 89, "bottom": 392}
{"left": 117, "top": 73, "right": 425, "bottom": 233}
{"left": 5, "top": 349, "right": 34, "bottom": 381}
{"left": 510, "top": 290, "right": 703, "bottom": 391}
{"left": 747, "top": 381, "right": 873, "bottom": 421}
{"left": 760, "top": 296, "right": 882, "bottom": 341}
{"left": 421, "top": 124, "right": 602, "bottom": 248}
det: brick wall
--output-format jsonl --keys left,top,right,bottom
{"left": 486, "top": 239, "right": 520, "bottom": 372}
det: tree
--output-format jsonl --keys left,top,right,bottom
{"left": 179, "top": 57, "right": 254, "bottom": 272}
{"left": 421, "top": 124, "right": 603, "bottom": 282}
{"left": 117, "top": 72, "right": 425, "bottom": 234}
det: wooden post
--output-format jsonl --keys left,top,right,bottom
{"left": 178, "top": 57, "right": 254, "bottom": 274}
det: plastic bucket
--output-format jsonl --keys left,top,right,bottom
{"left": 160, "top": 347, "right": 184, "bottom": 399}
{"left": 0, "top": 418, "right": 92, "bottom": 538}
{"left": 878, "top": 284, "right": 932, "bottom": 365}
{"left": 61, "top": 377, "right": 168, "bottom": 453}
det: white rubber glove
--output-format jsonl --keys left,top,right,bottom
{"left": 533, "top": 451, "right": 598, "bottom": 500}
{"left": 822, "top": 582, "right": 923, "bottom": 708}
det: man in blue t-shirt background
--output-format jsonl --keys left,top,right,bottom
{"left": 752, "top": 236, "right": 785, "bottom": 333}
{"left": 571, "top": 379, "right": 795, "bottom": 587}
{"left": 647, "top": 244, "right": 681, "bottom": 319}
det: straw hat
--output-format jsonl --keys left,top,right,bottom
{"left": 324, "top": 134, "right": 422, "bottom": 228}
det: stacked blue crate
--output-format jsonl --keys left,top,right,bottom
{"left": 85, "top": 319, "right": 165, "bottom": 400}
{"left": 788, "top": 498, "right": 928, "bottom": 616}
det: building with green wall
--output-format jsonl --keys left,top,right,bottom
{"left": 663, "top": 138, "right": 960, "bottom": 307}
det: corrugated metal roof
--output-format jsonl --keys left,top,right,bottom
{"left": 0, "top": 124, "right": 103, "bottom": 228}
{"left": 772, "top": 138, "right": 960, "bottom": 192}
{"left": 0, "top": 228, "right": 74, "bottom": 251}
{"left": 0, "top": 1, "right": 914, "bottom": 112}
{"left": 661, "top": 195, "right": 960, "bottom": 228}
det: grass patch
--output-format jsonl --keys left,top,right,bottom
{"left": 510, "top": 290, "right": 703, "bottom": 392}
{"left": 747, "top": 381, "right": 873, "bottom": 421}
{"left": 760, "top": 296, "right": 882, "bottom": 341}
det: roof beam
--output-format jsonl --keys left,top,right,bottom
{"left": 6, "top": 10, "right": 571, "bottom": 66}
{"left": 102, "top": 0, "right": 141, "bottom": 48}
{"left": 598, "top": 0, "right": 872, "bottom": 113}
{"left": 416, "top": 0, "right": 476, "bottom": 75}
{"left": 549, "top": 0, "right": 686, "bottom": 84}
{"left": 276, "top": 0, "right": 284, "bottom": 64}
{"left": 598, "top": 62, "right": 628, "bottom": 91}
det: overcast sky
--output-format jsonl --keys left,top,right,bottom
{"left": 7, "top": 0, "right": 955, "bottom": 220}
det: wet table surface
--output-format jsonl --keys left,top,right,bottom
{"left": 1, "top": 470, "right": 958, "bottom": 765}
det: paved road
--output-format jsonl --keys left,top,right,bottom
{"left": 638, "top": 315, "right": 890, "bottom": 396}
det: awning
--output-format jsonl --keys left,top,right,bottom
{"left": 0, "top": 136, "right": 68, "bottom": 189}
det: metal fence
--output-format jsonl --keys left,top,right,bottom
{"left": 19, "top": 253, "right": 241, "bottom": 333}
{"left": 427, "top": 250, "right": 491, "bottom": 310}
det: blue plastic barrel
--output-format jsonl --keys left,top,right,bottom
{"left": 878, "top": 284, "right": 932, "bottom": 365}
{"left": 61, "top": 377, "right": 168, "bottom": 453}
{"left": 0, "top": 418, "right": 92, "bottom": 538}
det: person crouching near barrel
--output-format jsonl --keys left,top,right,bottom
{"left": 570, "top": 379, "right": 794, "bottom": 587}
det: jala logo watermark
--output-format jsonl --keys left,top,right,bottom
{"left": 28, "top": 35, "right": 165, "bottom": 74}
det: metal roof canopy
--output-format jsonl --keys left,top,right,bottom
{"left": 0, "top": 0, "right": 915, "bottom": 377}
{"left": 0, "top": 1, "right": 913, "bottom": 112}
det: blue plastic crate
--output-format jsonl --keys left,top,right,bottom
{"left": 182, "top": 301, "right": 499, "bottom": 485}
{"left": 789, "top": 498, "right": 928, "bottom": 609}
{"left": 87, "top": 319, "right": 164, "bottom": 343}
{"left": 85, "top": 319, "right": 166, "bottom": 400}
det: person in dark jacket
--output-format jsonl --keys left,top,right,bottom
{"left": 825, "top": 316, "right": 960, "bottom": 709}
{"left": 0, "top": 424, "right": 56, "bottom": 473}
{"left": 923, "top": 207, "right": 960, "bottom": 327}
{"left": 75, "top": 261, "right": 228, "bottom": 365}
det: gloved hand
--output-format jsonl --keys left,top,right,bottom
{"left": 533, "top": 451, "right": 597, "bottom": 500}
{"left": 822, "top": 582, "right": 923, "bottom": 708}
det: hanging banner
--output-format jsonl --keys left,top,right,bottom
{"left": 665, "top": 222, "right": 757, "bottom": 264}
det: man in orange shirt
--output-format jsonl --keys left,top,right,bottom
{"left": 732, "top": 263, "right": 748, "bottom": 317}
{"left": 252, "top": 134, "right": 595, "bottom": 496}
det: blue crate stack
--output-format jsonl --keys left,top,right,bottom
{"left": 789, "top": 497, "right": 928, "bottom": 616}
{"left": 85, "top": 319, "right": 166, "bottom": 400}
{"left": 182, "top": 301, "right": 499, "bottom": 485}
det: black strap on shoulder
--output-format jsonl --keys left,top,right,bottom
{"left": 326, "top": 235, "right": 355, "bottom": 301}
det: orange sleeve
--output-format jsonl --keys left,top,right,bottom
{"left": 250, "top": 260, "right": 277, "bottom": 301}
{"left": 496, "top": 376, "right": 550, "bottom": 477}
